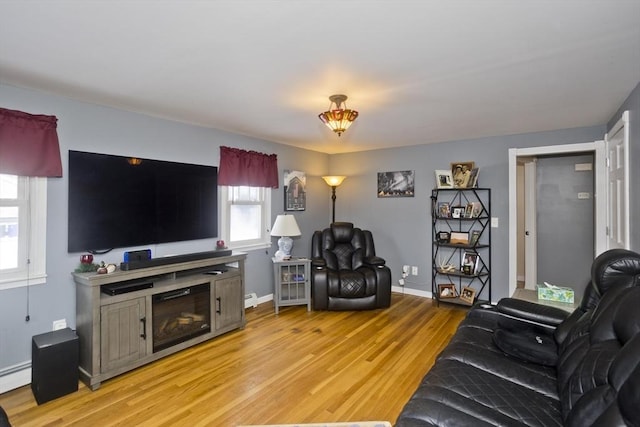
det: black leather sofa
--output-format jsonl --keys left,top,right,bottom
{"left": 396, "top": 248, "right": 640, "bottom": 426}
{"left": 311, "top": 222, "right": 391, "bottom": 310}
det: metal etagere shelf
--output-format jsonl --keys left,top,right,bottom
{"left": 431, "top": 188, "right": 491, "bottom": 306}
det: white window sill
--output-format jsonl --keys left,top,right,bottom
{"left": 0, "top": 274, "right": 46, "bottom": 291}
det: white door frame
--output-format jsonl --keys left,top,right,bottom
{"left": 523, "top": 159, "right": 537, "bottom": 289}
{"left": 508, "top": 141, "right": 606, "bottom": 297}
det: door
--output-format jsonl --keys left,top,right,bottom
{"left": 605, "top": 111, "right": 630, "bottom": 249}
{"left": 100, "top": 297, "right": 147, "bottom": 373}
{"left": 214, "top": 276, "right": 244, "bottom": 331}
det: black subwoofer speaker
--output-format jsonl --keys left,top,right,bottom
{"left": 31, "top": 327, "right": 79, "bottom": 404}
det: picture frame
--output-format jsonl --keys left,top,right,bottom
{"left": 435, "top": 170, "right": 454, "bottom": 189}
{"left": 469, "top": 230, "right": 481, "bottom": 246}
{"left": 451, "top": 206, "right": 465, "bottom": 219}
{"left": 438, "top": 284, "right": 458, "bottom": 299}
{"left": 450, "top": 162, "right": 475, "bottom": 188}
{"left": 378, "top": 170, "right": 415, "bottom": 197}
{"left": 460, "top": 286, "right": 477, "bottom": 304}
{"left": 467, "top": 168, "right": 480, "bottom": 188}
{"left": 436, "top": 231, "right": 451, "bottom": 243}
{"left": 449, "top": 231, "right": 469, "bottom": 245}
{"left": 462, "top": 251, "right": 479, "bottom": 274}
{"left": 464, "top": 203, "right": 474, "bottom": 218}
{"left": 438, "top": 202, "right": 451, "bottom": 218}
{"left": 284, "top": 170, "right": 306, "bottom": 211}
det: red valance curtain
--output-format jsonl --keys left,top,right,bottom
{"left": 218, "top": 146, "right": 279, "bottom": 188}
{"left": 0, "top": 107, "right": 63, "bottom": 177}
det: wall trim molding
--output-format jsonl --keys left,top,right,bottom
{"left": 0, "top": 361, "right": 31, "bottom": 394}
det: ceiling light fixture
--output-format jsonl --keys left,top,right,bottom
{"left": 318, "top": 94, "right": 359, "bottom": 137}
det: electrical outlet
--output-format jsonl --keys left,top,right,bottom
{"left": 491, "top": 217, "right": 499, "bottom": 228}
{"left": 52, "top": 319, "right": 67, "bottom": 331}
{"left": 411, "top": 266, "right": 418, "bottom": 276}
{"left": 402, "top": 265, "right": 409, "bottom": 274}
{"left": 398, "top": 278, "right": 405, "bottom": 286}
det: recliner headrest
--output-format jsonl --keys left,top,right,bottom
{"left": 591, "top": 249, "right": 640, "bottom": 297}
{"left": 330, "top": 222, "right": 355, "bottom": 243}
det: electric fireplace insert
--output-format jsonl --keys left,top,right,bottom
{"left": 152, "top": 283, "right": 211, "bottom": 352}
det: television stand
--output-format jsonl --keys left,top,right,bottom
{"left": 73, "top": 251, "right": 246, "bottom": 390}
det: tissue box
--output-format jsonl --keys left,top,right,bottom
{"left": 537, "top": 285, "right": 575, "bottom": 304}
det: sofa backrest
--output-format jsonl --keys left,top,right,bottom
{"left": 555, "top": 249, "right": 640, "bottom": 426}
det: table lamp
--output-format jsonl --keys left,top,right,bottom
{"left": 271, "top": 214, "right": 301, "bottom": 260}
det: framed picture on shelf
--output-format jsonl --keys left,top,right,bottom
{"left": 460, "top": 286, "right": 477, "bottom": 304}
{"left": 449, "top": 232, "right": 469, "bottom": 245}
{"left": 436, "top": 231, "right": 451, "bottom": 243}
{"left": 469, "top": 230, "right": 481, "bottom": 246}
{"left": 467, "top": 168, "right": 480, "bottom": 188}
{"left": 464, "top": 203, "right": 474, "bottom": 218}
{"left": 451, "top": 162, "right": 475, "bottom": 188}
{"left": 438, "top": 284, "right": 457, "bottom": 299}
{"left": 462, "top": 251, "right": 479, "bottom": 274}
{"left": 435, "top": 170, "right": 454, "bottom": 189}
{"left": 451, "top": 206, "right": 465, "bottom": 218}
{"left": 438, "top": 202, "right": 451, "bottom": 218}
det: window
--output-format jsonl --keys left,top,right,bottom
{"left": 219, "top": 186, "right": 271, "bottom": 250}
{"left": 0, "top": 174, "right": 47, "bottom": 290}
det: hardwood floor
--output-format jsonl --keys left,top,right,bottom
{"left": 0, "top": 293, "right": 467, "bottom": 426}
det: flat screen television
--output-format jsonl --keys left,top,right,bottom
{"left": 68, "top": 150, "right": 218, "bottom": 253}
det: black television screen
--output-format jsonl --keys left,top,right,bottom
{"left": 68, "top": 150, "right": 218, "bottom": 253}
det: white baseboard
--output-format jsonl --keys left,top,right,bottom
{"left": 0, "top": 362, "right": 31, "bottom": 394}
{"left": 245, "top": 293, "right": 273, "bottom": 309}
{"left": 392, "top": 286, "right": 432, "bottom": 299}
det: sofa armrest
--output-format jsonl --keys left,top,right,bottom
{"left": 496, "top": 298, "right": 570, "bottom": 327}
{"left": 311, "top": 257, "right": 326, "bottom": 269}
{"left": 364, "top": 256, "right": 386, "bottom": 267}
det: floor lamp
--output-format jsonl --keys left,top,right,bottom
{"left": 322, "top": 176, "right": 346, "bottom": 223}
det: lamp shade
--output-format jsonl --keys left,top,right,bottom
{"left": 322, "top": 176, "right": 346, "bottom": 187}
{"left": 270, "top": 214, "right": 301, "bottom": 237}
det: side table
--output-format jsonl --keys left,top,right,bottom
{"left": 272, "top": 257, "right": 311, "bottom": 314}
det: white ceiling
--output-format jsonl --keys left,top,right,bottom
{"left": 1, "top": 1, "right": 639, "bottom": 154}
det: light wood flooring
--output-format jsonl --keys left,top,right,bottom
{"left": 0, "top": 293, "right": 467, "bottom": 426}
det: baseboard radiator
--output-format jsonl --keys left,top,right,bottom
{"left": 244, "top": 292, "right": 258, "bottom": 308}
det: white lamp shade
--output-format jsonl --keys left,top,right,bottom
{"left": 270, "top": 214, "right": 301, "bottom": 237}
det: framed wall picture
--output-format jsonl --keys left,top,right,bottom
{"left": 460, "top": 286, "right": 477, "bottom": 304}
{"left": 435, "top": 170, "right": 454, "bottom": 189}
{"left": 450, "top": 162, "right": 475, "bottom": 188}
{"left": 284, "top": 170, "right": 306, "bottom": 211}
{"left": 377, "top": 170, "right": 415, "bottom": 197}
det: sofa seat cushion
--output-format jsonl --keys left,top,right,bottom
{"left": 399, "top": 359, "right": 562, "bottom": 427}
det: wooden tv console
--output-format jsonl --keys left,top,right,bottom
{"left": 73, "top": 252, "right": 247, "bottom": 390}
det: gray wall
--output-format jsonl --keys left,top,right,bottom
{"left": 1, "top": 79, "right": 638, "bottom": 376}
{"left": 608, "top": 81, "right": 640, "bottom": 251}
{"left": 536, "top": 153, "right": 594, "bottom": 296}
{"left": 0, "top": 83, "right": 330, "bottom": 370}
{"left": 328, "top": 126, "right": 606, "bottom": 303}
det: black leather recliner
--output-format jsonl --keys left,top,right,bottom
{"left": 310, "top": 222, "right": 391, "bottom": 310}
{"left": 396, "top": 248, "right": 640, "bottom": 426}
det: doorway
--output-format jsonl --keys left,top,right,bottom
{"left": 508, "top": 142, "right": 607, "bottom": 298}
{"left": 517, "top": 153, "right": 596, "bottom": 296}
